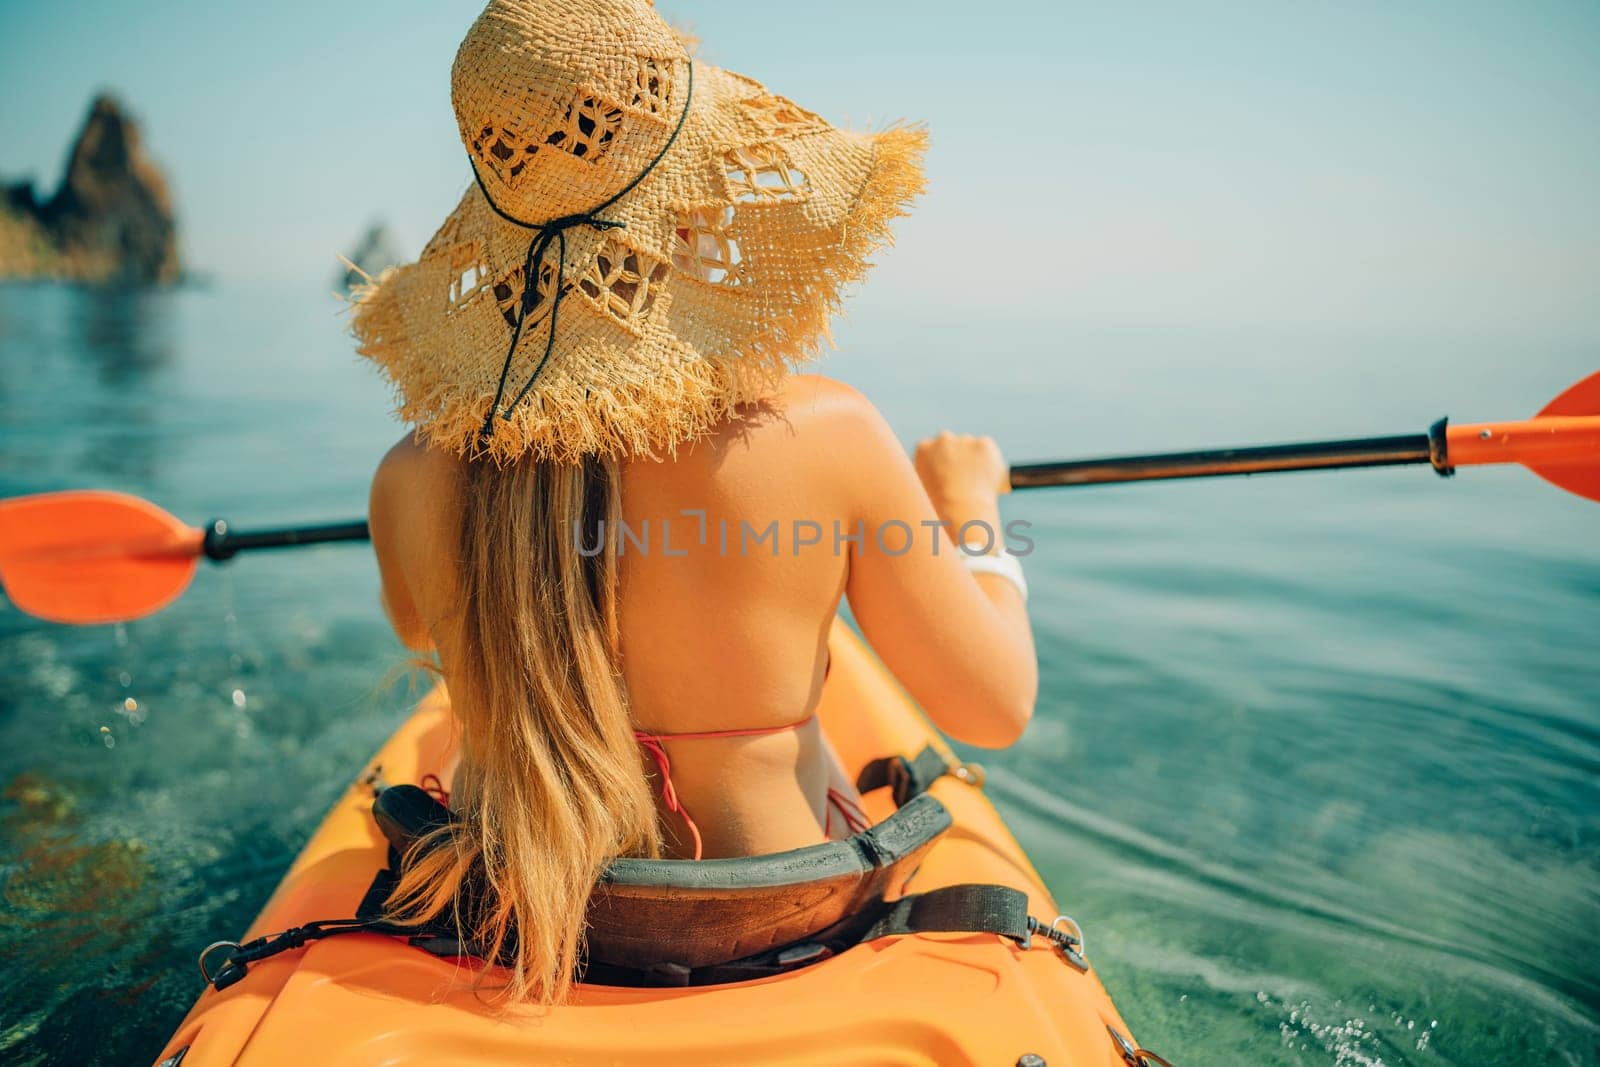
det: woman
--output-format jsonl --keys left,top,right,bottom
{"left": 359, "top": 0, "right": 1037, "bottom": 1004}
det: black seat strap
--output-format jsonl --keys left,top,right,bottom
{"left": 855, "top": 744, "right": 953, "bottom": 807}
{"left": 861, "top": 883, "right": 1029, "bottom": 943}
{"left": 203, "top": 881, "right": 1084, "bottom": 991}
{"left": 202, "top": 917, "right": 411, "bottom": 991}
{"left": 862, "top": 884, "right": 1087, "bottom": 973}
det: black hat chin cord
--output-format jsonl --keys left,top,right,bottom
{"left": 469, "top": 61, "right": 694, "bottom": 444}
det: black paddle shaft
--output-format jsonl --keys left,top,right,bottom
{"left": 201, "top": 518, "right": 371, "bottom": 561}
{"left": 1008, "top": 419, "right": 1453, "bottom": 490}
{"left": 192, "top": 421, "right": 1457, "bottom": 554}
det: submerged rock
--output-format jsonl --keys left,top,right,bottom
{"left": 337, "top": 222, "right": 403, "bottom": 292}
{"left": 0, "top": 95, "right": 180, "bottom": 284}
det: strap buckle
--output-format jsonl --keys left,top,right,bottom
{"left": 1049, "top": 914, "right": 1084, "bottom": 956}
{"left": 197, "top": 940, "right": 240, "bottom": 985}
{"left": 1109, "top": 1025, "right": 1177, "bottom": 1066}
{"left": 1024, "top": 913, "right": 1088, "bottom": 971}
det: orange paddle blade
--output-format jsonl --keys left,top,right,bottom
{"left": 1527, "top": 370, "right": 1600, "bottom": 502}
{"left": 1445, "top": 371, "right": 1600, "bottom": 503}
{"left": 0, "top": 491, "right": 203, "bottom": 624}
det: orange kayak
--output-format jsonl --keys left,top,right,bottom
{"left": 155, "top": 622, "right": 1140, "bottom": 1066}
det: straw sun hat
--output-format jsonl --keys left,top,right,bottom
{"left": 351, "top": 0, "right": 926, "bottom": 462}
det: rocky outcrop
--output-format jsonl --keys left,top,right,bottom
{"left": 0, "top": 95, "right": 180, "bottom": 283}
{"left": 337, "top": 222, "right": 403, "bottom": 291}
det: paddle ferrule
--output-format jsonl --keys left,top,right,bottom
{"left": 202, "top": 519, "right": 372, "bottom": 561}
{"left": 1427, "top": 417, "right": 1453, "bottom": 477}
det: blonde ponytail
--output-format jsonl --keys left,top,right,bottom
{"left": 385, "top": 454, "right": 660, "bottom": 1002}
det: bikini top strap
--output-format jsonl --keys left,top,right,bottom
{"left": 632, "top": 712, "right": 817, "bottom": 745}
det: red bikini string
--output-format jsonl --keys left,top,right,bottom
{"left": 828, "top": 788, "right": 872, "bottom": 834}
{"left": 634, "top": 734, "right": 705, "bottom": 861}
{"left": 419, "top": 773, "right": 450, "bottom": 808}
{"left": 632, "top": 713, "right": 829, "bottom": 861}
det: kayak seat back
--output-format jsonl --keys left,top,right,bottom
{"left": 592, "top": 789, "right": 951, "bottom": 970}
{"left": 369, "top": 783, "right": 952, "bottom": 979}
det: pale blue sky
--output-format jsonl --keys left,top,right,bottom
{"left": 2, "top": 1, "right": 1597, "bottom": 340}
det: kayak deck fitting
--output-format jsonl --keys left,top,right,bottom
{"left": 155, "top": 622, "right": 1142, "bottom": 1066}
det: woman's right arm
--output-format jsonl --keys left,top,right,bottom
{"left": 833, "top": 386, "right": 1037, "bottom": 748}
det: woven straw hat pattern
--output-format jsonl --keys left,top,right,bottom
{"left": 352, "top": 0, "right": 926, "bottom": 462}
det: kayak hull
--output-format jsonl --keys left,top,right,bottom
{"left": 156, "top": 622, "right": 1134, "bottom": 1066}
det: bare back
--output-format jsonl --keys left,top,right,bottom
{"left": 371, "top": 374, "right": 1036, "bottom": 858}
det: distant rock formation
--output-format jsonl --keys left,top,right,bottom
{"left": 0, "top": 95, "right": 180, "bottom": 284}
{"left": 337, "top": 222, "right": 403, "bottom": 291}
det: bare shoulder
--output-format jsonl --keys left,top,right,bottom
{"left": 638, "top": 375, "right": 902, "bottom": 506}
{"left": 765, "top": 374, "right": 899, "bottom": 449}
{"left": 766, "top": 375, "right": 911, "bottom": 504}
{"left": 373, "top": 433, "right": 464, "bottom": 504}
{"left": 680, "top": 374, "right": 892, "bottom": 463}
{"left": 776, "top": 374, "right": 880, "bottom": 420}
{"left": 370, "top": 433, "right": 466, "bottom": 559}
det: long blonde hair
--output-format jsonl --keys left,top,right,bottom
{"left": 385, "top": 453, "right": 661, "bottom": 1003}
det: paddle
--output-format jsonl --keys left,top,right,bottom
{"left": 2, "top": 372, "right": 1595, "bottom": 625}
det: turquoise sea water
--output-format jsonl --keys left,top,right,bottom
{"left": 0, "top": 281, "right": 1595, "bottom": 1065}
